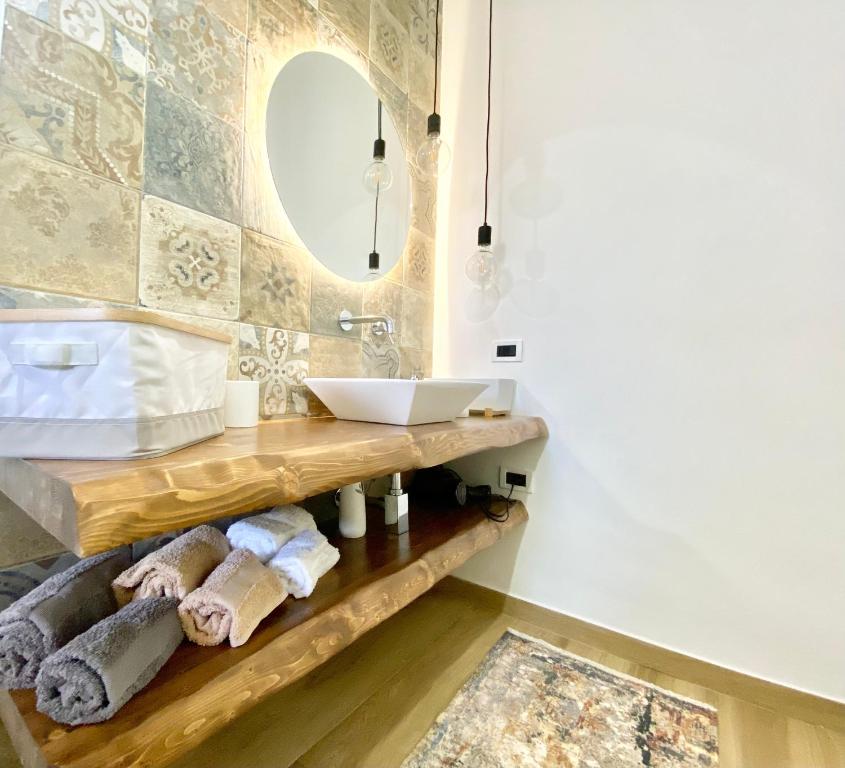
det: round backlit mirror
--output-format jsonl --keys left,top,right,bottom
{"left": 266, "top": 52, "right": 411, "bottom": 282}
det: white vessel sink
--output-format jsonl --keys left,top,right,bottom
{"left": 304, "top": 378, "right": 487, "bottom": 426}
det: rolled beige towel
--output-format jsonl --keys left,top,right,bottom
{"left": 178, "top": 549, "right": 287, "bottom": 647}
{"left": 112, "top": 525, "right": 230, "bottom": 605}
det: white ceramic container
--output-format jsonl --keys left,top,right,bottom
{"left": 304, "top": 378, "right": 486, "bottom": 426}
{"left": 224, "top": 380, "right": 259, "bottom": 428}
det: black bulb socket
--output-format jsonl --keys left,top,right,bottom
{"left": 369, "top": 251, "right": 380, "bottom": 271}
{"left": 477, "top": 224, "right": 492, "bottom": 247}
{"left": 372, "top": 138, "right": 386, "bottom": 160}
{"left": 427, "top": 112, "right": 442, "bottom": 137}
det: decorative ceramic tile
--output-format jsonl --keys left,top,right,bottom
{"left": 139, "top": 195, "right": 240, "bottom": 319}
{"left": 0, "top": 285, "right": 110, "bottom": 309}
{"left": 399, "top": 345, "right": 431, "bottom": 379}
{"left": 402, "top": 226, "right": 434, "bottom": 293}
{"left": 204, "top": 0, "right": 248, "bottom": 33}
{"left": 147, "top": 0, "right": 246, "bottom": 127}
{"left": 380, "top": 0, "right": 408, "bottom": 30}
{"left": 155, "top": 309, "right": 240, "bottom": 376}
{"left": 242, "top": 43, "right": 304, "bottom": 244}
{"left": 409, "top": 0, "right": 435, "bottom": 56}
{"left": 369, "top": 0, "right": 406, "bottom": 90}
{"left": 361, "top": 277, "right": 400, "bottom": 377}
{"left": 369, "top": 64, "right": 408, "bottom": 153}
{"left": 316, "top": 13, "right": 366, "bottom": 72}
{"left": 308, "top": 333, "right": 362, "bottom": 377}
{"left": 0, "top": 8, "right": 145, "bottom": 187}
{"left": 410, "top": 164, "right": 436, "bottom": 237}
{"left": 384, "top": 246, "right": 404, "bottom": 283}
{"left": 144, "top": 82, "right": 242, "bottom": 223}
{"left": 407, "top": 101, "right": 427, "bottom": 166}
{"left": 310, "top": 264, "right": 363, "bottom": 338}
{"left": 363, "top": 277, "right": 401, "bottom": 338}
{"left": 319, "top": 0, "right": 368, "bottom": 55}
{"left": 401, "top": 285, "right": 433, "bottom": 350}
{"left": 8, "top": 0, "right": 149, "bottom": 74}
{"left": 0, "top": 145, "right": 139, "bottom": 302}
{"left": 407, "top": 30, "right": 434, "bottom": 110}
{"left": 239, "top": 323, "right": 309, "bottom": 417}
{"left": 363, "top": 337, "right": 399, "bottom": 378}
{"left": 240, "top": 228, "right": 310, "bottom": 331}
{"left": 248, "top": 0, "right": 316, "bottom": 53}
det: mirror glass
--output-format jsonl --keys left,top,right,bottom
{"left": 266, "top": 52, "right": 411, "bottom": 282}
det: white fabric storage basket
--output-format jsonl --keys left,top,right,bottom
{"left": 0, "top": 309, "right": 231, "bottom": 459}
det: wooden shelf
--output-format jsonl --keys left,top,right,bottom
{"left": 0, "top": 501, "right": 528, "bottom": 768}
{"left": 0, "top": 415, "right": 546, "bottom": 556}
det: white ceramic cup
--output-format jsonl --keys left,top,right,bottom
{"left": 224, "top": 380, "right": 259, "bottom": 428}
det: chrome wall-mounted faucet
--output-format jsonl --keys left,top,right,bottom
{"left": 338, "top": 310, "right": 395, "bottom": 343}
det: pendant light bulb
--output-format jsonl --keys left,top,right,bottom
{"left": 364, "top": 250, "right": 381, "bottom": 281}
{"left": 416, "top": 113, "right": 452, "bottom": 178}
{"left": 466, "top": 0, "right": 497, "bottom": 293}
{"left": 363, "top": 138, "right": 393, "bottom": 194}
{"left": 466, "top": 224, "right": 496, "bottom": 287}
{"left": 364, "top": 253, "right": 381, "bottom": 283}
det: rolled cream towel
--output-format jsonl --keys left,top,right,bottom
{"left": 112, "top": 525, "right": 229, "bottom": 605}
{"left": 0, "top": 549, "right": 130, "bottom": 689}
{"left": 267, "top": 529, "right": 340, "bottom": 599}
{"left": 226, "top": 505, "right": 317, "bottom": 563}
{"left": 178, "top": 549, "right": 286, "bottom": 647}
{"left": 35, "top": 597, "right": 183, "bottom": 725}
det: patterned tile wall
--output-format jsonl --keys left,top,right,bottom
{"left": 0, "top": 0, "right": 439, "bottom": 566}
{"left": 0, "top": 0, "right": 439, "bottom": 422}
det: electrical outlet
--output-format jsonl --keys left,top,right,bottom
{"left": 499, "top": 466, "right": 533, "bottom": 492}
{"left": 492, "top": 339, "right": 523, "bottom": 362}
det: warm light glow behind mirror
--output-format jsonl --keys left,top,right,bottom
{"left": 266, "top": 52, "right": 411, "bottom": 282}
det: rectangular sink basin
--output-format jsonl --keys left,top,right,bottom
{"left": 304, "top": 378, "right": 487, "bottom": 426}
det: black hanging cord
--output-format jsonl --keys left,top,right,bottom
{"left": 372, "top": 183, "right": 380, "bottom": 253}
{"left": 433, "top": 0, "right": 441, "bottom": 115}
{"left": 371, "top": 99, "right": 382, "bottom": 265}
{"left": 483, "top": 0, "right": 492, "bottom": 225}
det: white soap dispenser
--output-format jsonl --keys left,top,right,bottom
{"left": 338, "top": 482, "right": 367, "bottom": 538}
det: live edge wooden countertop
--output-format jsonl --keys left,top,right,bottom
{"left": 0, "top": 415, "right": 547, "bottom": 556}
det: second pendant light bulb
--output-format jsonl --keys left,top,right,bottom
{"left": 416, "top": 114, "right": 452, "bottom": 177}
{"left": 362, "top": 158, "right": 393, "bottom": 193}
{"left": 466, "top": 225, "right": 496, "bottom": 288}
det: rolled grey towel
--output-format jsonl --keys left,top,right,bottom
{"left": 0, "top": 549, "right": 130, "bottom": 689}
{"left": 35, "top": 597, "right": 183, "bottom": 725}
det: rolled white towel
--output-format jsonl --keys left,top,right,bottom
{"left": 267, "top": 530, "right": 340, "bottom": 598}
{"left": 226, "top": 505, "right": 317, "bottom": 563}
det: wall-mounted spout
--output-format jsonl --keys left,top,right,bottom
{"left": 338, "top": 310, "right": 395, "bottom": 344}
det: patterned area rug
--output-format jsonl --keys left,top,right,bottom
{"left": 403, "top": 630, "right": 719, "bottom": 768}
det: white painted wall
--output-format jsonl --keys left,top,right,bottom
{"left": 436, "top": 0, "right": 845, "bottom": 702}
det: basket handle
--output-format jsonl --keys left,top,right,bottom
{"left": 9, "top": 342, "right": 99, "bottom": 367}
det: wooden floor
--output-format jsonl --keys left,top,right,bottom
{"left": 2, "top": 576, "right": 843, "bottom": 768}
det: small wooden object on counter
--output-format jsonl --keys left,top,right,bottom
{"left": 470, "top": 408, "right": 509, "bottom": 418}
